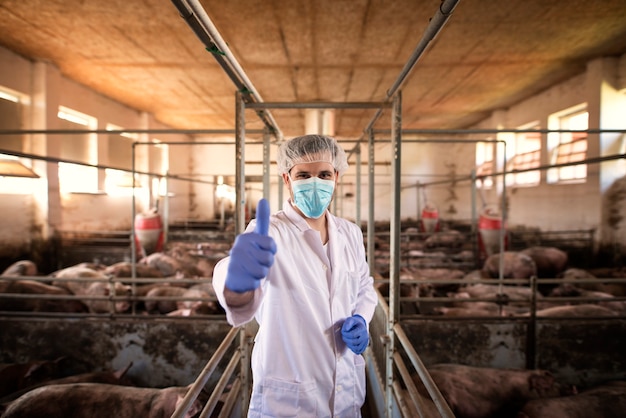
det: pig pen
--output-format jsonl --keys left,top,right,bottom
{"left": 2, "top": 220, "right": 624, "bottom": 417}
{"left": 366, "top": 286, "right": 626, "bottom": 418}
{"left": 0, "top": 225, "right": 242, "bottom": 416}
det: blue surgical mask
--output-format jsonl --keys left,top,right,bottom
{"left": 290, "top": 176, "right": 335, "bottom": 219}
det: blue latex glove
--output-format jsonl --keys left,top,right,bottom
{"left": 341, "top": 314, "right": 369, "bottom": 354}
{"left": 225, "top": 199, "right": 277, "bottom": 293}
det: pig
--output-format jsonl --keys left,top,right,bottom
{"left": 432, "top": 306, "right": 501, "bottom": 317}
{"left": 522, "top": 304, "right": 618, "bottom": 317}
{"left": 103, "top": 261, "right": 163, "bottom": 278}
{"left": 51, "top": 266, "right": 109, "bottom": 293}
{"left": 445, "top": 290, "right": 505, "bottom": 313}
{"left": 561, "top": 268, "right": 626, "bottom": 297}
{"left": 144, "top": 286, "right": 188, "bottom": 314}
{"left": 50, "top": 263, "right": 107, "bottom": 277}
{"left": 165, "top": 243, "right": 218, "bottom": 278}
{"left": 520, "top": 246, "right": 568, "bottom": 278}
{"left": 176, "top": 287, "right": 220, "bottom": 313}
{"left": 415, "top": 364, "right": 573, "bottom": 418}
{"left": 1, "top": 261, "right": 38, "bottom": 277}
{"left": 0, "top": 280, "right": 88, "bottom": 313}
{"left": 51, "top": 267, "right": 131, "bottom": 313}
{"left": 81, "top": 281, "right": 132, "bottom": 314}
{"left": 0, "top": 383, "right": 202, "bottom": 418}
{"left": 482, "top": 251, "right": 537, "bottom": 280}
{"left": 549, "top": 283, "right": 626, "bottom": 313}
{"left": 410, "top": 268, "right": 466, "bottom": 296}
{"left": 460, "top": 283, "right": 539, "bottom": 307}
{"left": 0, "top": 358, "right": 66, "bottom": 399}
{"left": 518, "top": 380, "right": 626, "bottom": 418}
{"left": 139, "top": 252, "right": 183, "bottom": 277}
{"left": 375, "top": 270, "right": 422, "bottom": 315}
{"left": 424, "top": 229, "right": 465, "bottom": 249}
{"left": 0, "top": 362, "right": 134, "bottom": 403}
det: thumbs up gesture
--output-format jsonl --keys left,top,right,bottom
{"left": 225, "top": 199, "right": 277, "bottom": 293}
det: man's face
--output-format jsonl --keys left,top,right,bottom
{"left": 283, "top": 161, "right": 338, "bottom": 197}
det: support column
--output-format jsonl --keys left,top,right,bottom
{"left": 386, "top": 91, "right": 402, "bottom": 418}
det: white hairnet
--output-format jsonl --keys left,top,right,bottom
{"left": 277, "top": 134, "right": 349, "bottom": 176}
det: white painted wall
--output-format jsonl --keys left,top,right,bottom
{"left": 470, "top": 56, "right": 626, "bottom": 249}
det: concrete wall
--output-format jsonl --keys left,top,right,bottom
{"left": 0, "top": 317, "right": 233, "bottom": 388}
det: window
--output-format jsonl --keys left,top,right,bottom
{"left": 149, "top": 139, "right": 169, "bottom": 199}
{"left": 57, "top": 106, "right": 98, "bottom": 193}
{"left": 475, "top": 141, "right": 494, "bottom": 188}
{"left": 149, "top": 139, "right": 168, "bottom": 176}
{"left": 507, "top": 123, "right": 541, "bottom": 186}
{"left": 547, "top": 106, "right": 588, "bottom": 183}
{"left": 0, "top": 87, "right": 37, "bottom": 195}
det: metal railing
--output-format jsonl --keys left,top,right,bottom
{"left": 0, "top": 274, "right": 224, "bottom": 319}
{"left": 369, "top": 289, "right": 455, "bottom": 418}
{"left": 171, "top": 326, "right": 241, "bottom": 418}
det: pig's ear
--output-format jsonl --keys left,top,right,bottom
{"left": 175, "top": 394, "right": 201, "bottom": 418}
{"left": 23, "top": 362, "right": 45, "bottom": 379}
{"left": 114, "top": 361, "right": 133, "bottom": 379}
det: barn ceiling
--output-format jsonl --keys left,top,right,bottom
{"left": 0, "top": 0, "right": 625, "bottom": 141}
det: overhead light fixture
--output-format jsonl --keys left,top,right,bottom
{"left": 0, "top": 158, "right": 39, "bottom": 178}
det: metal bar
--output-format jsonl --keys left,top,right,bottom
{"left": 355, "top": 145, "right": 362, "bottom": 228}
{"left": 235, "top": 91, "right": 246, "bottom": 235}
{"left": 527, "top": 275, "right": 538, "bottom": 370}
{"left": 362, "top": 0, "right": 460, "bottom": 136}
{"left": 0, "top": 129, "right": 265, "bottom": 135}
{"left": 245, "top": 101, "right": 390, "bottom": 109}
{"left": 131, "top": 142, "right": 138, "bottom": 284}
{"left": 0, "top": 148, "right": 242, "bottom": 185}
{"left": 238, "top": 328, "right": 252, "bottom": 417}
{"left": 386, "top": 92, "right": 402, "bottom": 418}
{"left": 235, "top": 91, "right": 252, "bottom": 418}
{"left": 499, "top": 141, "right": 507, "bottom": 282}
{"left": 387, "top": 0, "right": 459, "bottom": 98}
{"left": 172, "top": 0, "right": 283, "bottom": 139}
{"left": 394, "top": 323, "right": 455, "bottom": 418}
{"left": 391, "top": 381, "right": 412, "bottom": 417}
{"left": 374, "top": 128, "right": 626, "bottom": 135}
{"left": 367, "top": 129, "right": 376, "bottom": 277}
{"left": 170, "top": 326, "right": 240, "bottom": 418}
{"left": 198, "top": 351, "right": 241, "bottom": 418}
{"left": 470, "top": 169, "right": 478, "bottom": 267}
{"left": 218, "top": 377, "right": 241, "bottom": 418}
{"left": 407, "top": 153, "right": 626, "bottom": 188}
{"left": 263, "top": 129, "right": 270, "bottom": 201}
{"left": 392, "top": 352, "right": 432, "bottom": 418}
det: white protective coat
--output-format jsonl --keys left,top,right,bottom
{"left": 213, "top": 200, "right": 378, "bottom": 418}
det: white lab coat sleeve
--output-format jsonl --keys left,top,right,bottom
{"left": 212, "top": 223, "right": 266, "bottom": 327}
{"left": 349, "top": 223, "right": 378, "bottom": 324}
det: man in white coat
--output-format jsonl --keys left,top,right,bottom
{"left": 212, "top": 134, "right": 378, "bottom": 417}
